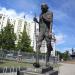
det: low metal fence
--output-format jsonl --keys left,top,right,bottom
{"left": 0, "top": 50, "right": 58, "bottom": 64}
{"left": 0, "top": 50, "right": 59, "bottom": 75}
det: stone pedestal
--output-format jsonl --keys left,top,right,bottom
{"left": 18, "top": 66, "right": 58, "bottom": 75}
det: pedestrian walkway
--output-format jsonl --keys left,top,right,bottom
{"left": 0, "top": 72, "right": 16, "bottom": 75}
{"left": 59, "top": 63, "right": 75, "bottom": 75}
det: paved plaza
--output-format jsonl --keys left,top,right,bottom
{"left": 59, "top": 63, "right": 75, "bottom": 75}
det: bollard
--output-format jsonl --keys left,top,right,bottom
{"left": 17, "top": 70, "right": 20, "bottom": 75}
{"left": 19, "top": 66, "right": 20, "bottom": 71}
{"left": 6, "top": 67, "right": 7, "bottom": 73}
{"left": 3, "top": 67, "right": 5, "bottom": 74}
{"left": 13, "top": 67, "right": 14, "bottom": 72}
{"left": 16, "top": 67, "right": 17, "bottom": 72}
{"left": 9, "top": 68, "right": 11, "bottom": 73}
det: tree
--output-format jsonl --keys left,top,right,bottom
{"left": 0, "top": 28, "right": 4, "bottom": 49}
{"left": 2, "top": 21, "right": 16, "bottom": 50}
{"left": 0, "top": 32, "right": 2, "bottom": 48}
{"left": 17, "top": 22, "right": 33, "bottom": 52}
{"left": 56, "top": 51, "right": 63, "bottom": 61}
{"left": 63, "top": 51, "right": 69, "bottom": 61}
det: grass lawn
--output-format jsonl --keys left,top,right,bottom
{"left": 0, "top": 60, "right": 32, "bottom": 68}
{"left": 0, "top": 59, "right": 61, "bottom": 68}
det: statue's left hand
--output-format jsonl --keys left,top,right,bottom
{"left": 33, "top": 17, "right": 38, "bottom": 22}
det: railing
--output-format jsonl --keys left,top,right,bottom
{"left": 0, "top": 50, "right": 59, "bottom": 75}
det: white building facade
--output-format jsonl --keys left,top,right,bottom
{"left": 0, "top": 14, "right": 8, "bottom": 30}
{"left": 0, "top": 13, "right": 55, "bottom": 56}
{"left": 0, "top": 13, "right": 25, "bottom": 44}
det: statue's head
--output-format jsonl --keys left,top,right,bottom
{"left": 41, "top": 3, "right": 48, "bottom": 13}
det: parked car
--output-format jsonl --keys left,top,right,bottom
{"left": 6, "top": 53, "right": 13, "bottom": 57}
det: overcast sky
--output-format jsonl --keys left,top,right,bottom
{"left": 0, "top": 0, "right": 75, "bottom": 52}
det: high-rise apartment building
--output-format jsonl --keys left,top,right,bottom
{"left": 0, "top": 13, "right": 55, "bottom": 56}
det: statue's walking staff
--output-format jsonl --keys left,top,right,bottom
{"left": 33, "top": 13, "right": 40, "bottom": 68}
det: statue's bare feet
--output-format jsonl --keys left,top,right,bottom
{"left": 33, "top": 62, "right": 40, "bottom": 68}
{"left": 46, "top": 62, "right": 50, "bottom": 67}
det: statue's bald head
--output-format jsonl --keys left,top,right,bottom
{"left": 41, "top": 3, "right": 48, "bottom": 13}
